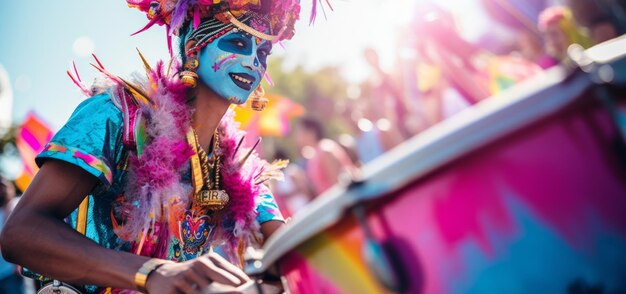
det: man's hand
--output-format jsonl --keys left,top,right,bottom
{"left": 145, "top": 252, "right": 250, "bottom": 294}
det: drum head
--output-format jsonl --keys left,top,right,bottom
{"left": 37, "top": 283, "right": 82, "bottom": 294}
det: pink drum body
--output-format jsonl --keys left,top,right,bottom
{"left": 259, "top": 40, "right": 626, "bottom": 294}
{"left": 279, "top": 99, "right": 626, "bottom": 294}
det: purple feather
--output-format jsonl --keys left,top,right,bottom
{"left": 166, "top": 27, "right": 173, "bottom": 57}
{"left": 170, "top": 0, "right": 192, "bottom": 33}
{"left": 309, "top": 0, "right": 317, "bottom": 25}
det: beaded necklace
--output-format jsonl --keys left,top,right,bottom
{"left": 187, "top": 129, "right": 230, "bottom": 211}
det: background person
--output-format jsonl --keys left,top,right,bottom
{"left": 295, "top": 117, "right": 357, "bottom": 196}
{"left": 0, "top": 177, "right": 25, "bottom": 294}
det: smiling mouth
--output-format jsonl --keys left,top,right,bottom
{"left": 229, "top": 73, "right": 255, "bottom": 91}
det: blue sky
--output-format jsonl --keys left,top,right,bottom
{"left": 1, "top": 0, "right": 490, "bottom": 130}
{"left": 1, "top": 1, "right": 172, "bottom": 130}
{"left": 0, "top": 0, "right": 495, "bottom": 178}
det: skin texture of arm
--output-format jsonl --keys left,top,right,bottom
{"left": 0, "top": 160, "right": 147, "bottom": 289}
{"left": 260, "top": 220, "right": 284, "bottom": 241}
{"left": 0, "top": 160, "right": 249, "bottom": 293}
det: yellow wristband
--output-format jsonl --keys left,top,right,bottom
{"left": 134, "top": 258, "right": 168, "bottom": 293}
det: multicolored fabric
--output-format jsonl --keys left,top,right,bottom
{"left": 256, "top": 189, "right": 284, "bottom": 223}
{"left": 37, "top": 94, "right": 122, "bottom": 187}
{"left": 40, "top": 143, "right": 114, "bottom": 185}
{"left": 35, "top": 92, "right": 283, "bottom": 293}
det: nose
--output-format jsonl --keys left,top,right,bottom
{"left": 241, "top": 55, "right": 259, "bottom": 71}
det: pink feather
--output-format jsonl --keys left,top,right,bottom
{"left": 131, "top": 16, "right": 162, "bottom": 36}
{"left": 91, "top": 54, "right": 105, "bottom": 69}
{"left": 90, "top": 63, "right": 124, "bottom": 85}
{"left": 193, "top": 6, "right": 201, "bottom": 29}
{"left": 117, "top": 56, "right": 279, "bottom": 258}
{"left": 263, "top": 72, "right": 274, "bottom": 86}
{"left": 325, "top": 0, "right": 334, "bottom": 11}
{"left": 66, "top": 70, "right": 92, "bottom": 97}
{"left": 72, "top": 61, "right": 82, "bottom": 82}
{"left": 309, "top": 0, "right": 317, "bottom": 25}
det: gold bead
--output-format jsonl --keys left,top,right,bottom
{"left": 249, "top": 86, "right": 268, "bottom": 111}
{"left": 251, "top": 97, "right": 269, "bottom": 111}
{"left": 181, "top": 75, "right": 196, "bottom": 88}
{"left": 185, "top": 59, "right": 199, "bottom": 70}
{"left": 180, "top": 71, "right": 198, "bottom": 88}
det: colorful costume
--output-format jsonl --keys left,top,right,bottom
{"left": 30, "top": 59, "right": 284, "bottom": 293}
{"left": 22, "top": 0, "right": 318, "bottom": 292}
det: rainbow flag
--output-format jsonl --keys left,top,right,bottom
{"left": 15, "top": 113, "right": 53, "bottom": 192}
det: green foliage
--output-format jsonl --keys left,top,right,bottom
{"left": 269, "top": 58, "right": 351, "bottom": 134}
{"left": 261, "top": 57, "right": 353, "bottom": 158}
{"left": 265, "top": 58, "right": 348, "bottom": 105}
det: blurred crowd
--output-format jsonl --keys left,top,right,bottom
{"left": 268, "top": 0, "right": 626, "bottom": 217}
{"left": 1, "top": 176, "right": 27, "bottom": 293}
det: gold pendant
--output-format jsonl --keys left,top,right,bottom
{"left": 195, "top": 189, "right": 230, "bottom": 211}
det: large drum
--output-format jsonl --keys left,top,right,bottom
{"left": 249, "top": 37, "right": 626, "bottom": 293}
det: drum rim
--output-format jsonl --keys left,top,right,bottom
{"left": 252, "top": 36, "right": 626, "bottom": 275}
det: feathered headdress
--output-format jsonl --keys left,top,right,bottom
{"left": 127, "top": 0, "right": 306, "bottom": 53}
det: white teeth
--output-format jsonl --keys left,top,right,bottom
{"left": 233, "top": 74, "right": 251, "bottom": 84}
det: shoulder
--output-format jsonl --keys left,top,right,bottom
{"left": 35, "top": 89, "right": 126, "bottom": 186}
{"left": 71, "top": 90, "right": 123, "bottom": 121}
{"left": 60, "top": 90, "right": 126, "bottom": 136}
{"left": 256, "top": 190, "right": 285, "bottom": 224}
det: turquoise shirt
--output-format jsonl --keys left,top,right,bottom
{"left": 33, "top": 92, "right": 283, "bottom": 292}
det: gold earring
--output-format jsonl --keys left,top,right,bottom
{"left": 249, "top": 86, "right": 269, "bottom": 111}
{"left": 180, "top": 56, "right": 199, "bottom": 88}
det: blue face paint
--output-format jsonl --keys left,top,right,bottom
{"left": 197, "top": 30, "right": 272, "bottom": 104}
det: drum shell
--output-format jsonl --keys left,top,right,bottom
{"left": 277, "top": 90, "right": 626, "bottom": 293}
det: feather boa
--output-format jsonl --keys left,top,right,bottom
{"left": 112, "top": 60, "right": 273, "bottom": 259}
{"left": 118, "top": 60, "right": 194, "bottom": 258}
